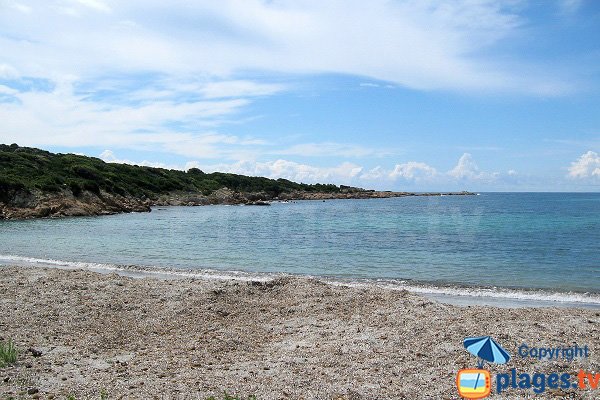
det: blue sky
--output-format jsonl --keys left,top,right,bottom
{"left": 1, "top": 0, "right": 599, "bottom": 191}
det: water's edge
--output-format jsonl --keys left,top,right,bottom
{"left": 2, "top": 254, "right": 599, "bottom": 309}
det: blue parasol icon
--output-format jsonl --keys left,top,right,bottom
{"left": 464, "top": 336, "right": 510, "bottom": 368}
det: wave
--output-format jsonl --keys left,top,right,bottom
{"left": 0, "top": 254, "right": 274, "bottom": 282}
{"left": 1, "top": 254, "right": 600, "bottom": 307}
{"left": 325, "top": 278, "right": 600, "bottom": 307}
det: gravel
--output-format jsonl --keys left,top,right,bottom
{"left": 0, "top": 266, "right": 598, "bottom": 399}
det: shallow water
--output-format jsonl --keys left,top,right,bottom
{"left": 1, "top": 193, "right": 599, "bottom": 304}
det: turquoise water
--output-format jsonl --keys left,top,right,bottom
{"left": 1, "top": 193, "right": 599, "bottom": 299}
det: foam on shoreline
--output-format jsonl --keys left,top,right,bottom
{"left": 1, "top": 253, "right": 599, "bottom": 309}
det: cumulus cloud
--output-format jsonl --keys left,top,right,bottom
{"left": 360, "top": 154, "right": 500, "bottom": 184}
{"left": 389, "top": 162, "right": 438, "bottom": 180}
{"left": 99, "top": 150, "right": 179, "bottom": 169}
{"left": 96, "top": 150, "right": 513, "bottom": 189}
{"left": 448, "top": 153, "right": 501, "bottom": 182}
{"left": 568, "top": 151, "right": 600, "bottom": 178}
{"left": 360, "top": 161, "right": 438, "bottom": 182}
{"left": 360, "top": 162, "right": 438, "bottom": 182}
{"left": 99, "top": 152, "right": 366, "bottom": 185}
{"left": 196, "top": 159, "right": 363, "bottom": 184}
{"left": 360, "top": 166, "right": 388, "bottom": 181}
{"left": 448, "top": 153, "right": 481, "bottom": 179}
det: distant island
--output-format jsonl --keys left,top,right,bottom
{"left": 0, "top": 144, "right": 475, "bottom": 219}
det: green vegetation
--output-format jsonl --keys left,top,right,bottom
{"left": 0, "top": 339, "right": 17, "bottom": 367}
{"left": 0, "top": 144, "right": 342, "bottom": 201}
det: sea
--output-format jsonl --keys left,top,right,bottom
{"left": 1, "top": 193, "right": 599, "bottom": 308}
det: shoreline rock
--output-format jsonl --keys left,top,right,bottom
{"left": 0, "top": 188, "right": 476, "bottom": 220}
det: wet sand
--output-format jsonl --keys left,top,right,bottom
{"left": 0, "top": 266, "right": 598, "bottom": 399}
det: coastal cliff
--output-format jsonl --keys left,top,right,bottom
{"left": 0, "top": 144, "right": 474, "bottom": 219}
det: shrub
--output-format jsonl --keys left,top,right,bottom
{"left": 71, "top": 165, "right": 99, "bottom": 180}
{"left": 0, "top": 144, "right": 348, "bottom": 201}
{"left": 68, "top": 180, "right": 82, "bottom": 197}
{"left": 0, "top": 339, "right": 17, "bottom": 367}
{"left": 188, "top": 167, "right": 205, "bottom": 175}
{"left": 83, "top": 181, "right": 100, "bottom": 194}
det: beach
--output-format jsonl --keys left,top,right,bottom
{"left": 1, "top": 266, "right": 598, "bottom": 399}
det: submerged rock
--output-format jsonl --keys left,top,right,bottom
{"left": 245, "top": 201, "right": 270, "bottom": 206}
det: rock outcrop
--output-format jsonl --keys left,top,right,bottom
{"left": 0, "top": 187, "right": 475, "bottom": 220}
{"left": 0, "top": 188, "right": 151, "bottom": 219}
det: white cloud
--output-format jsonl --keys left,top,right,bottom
{"left": 0, "top": 85, "right": 19, "bottom": 95}
{"left": 448, "top": 153, "right": 485, "bottom": 179}
{"left": 360, "top": 166, "right": 387, "bottom": 180}
{"left": 199, "top": 80, "right": 285, "bottom": 99}
{"left": 99, "top": 151, "right": 366, "bottom": 184}
{"left": 0, "top": 64, "right": 19, "bottom": 78}
{"left": 5, "top": 1, "right": 31, "bottom": 13}
{"left": 199, "top": 159, "right": 363, "bottom": 184}
{"left": 389, "top": 161, "right": 438, "bottom": 180}
{"left": 568, "top": 151, "right": 600, "bottom": 179}
{"left": 0, "top": 77, "right": 269, "bottom": 158}
{"left": 0, "top": 1, "right": 571, "bottom": 94}
{"left": 95, "top": 151, "right": 516, "bottom": 189}
{"left": 0, "top": 0, "right": 580, "bottom": 179}
{"left": 359, "top": 82, "right": 396, "bottom": 89}
{"left": 98, "top": 149, "right": 116, "bottom": 160}
{"left": 99, "top": 149, "right": 180, "bottom": 169}
{"left": 360, "top": 154, "right": 500, "bottom": 184}
{"left": 201, "top": 153, "right": 503, "bottom": 185}
{"left": 360, "top": 162, "right": 438, "bottom": 182}
{"left": 71, "top": 0, "right": 111, "bottom": 13}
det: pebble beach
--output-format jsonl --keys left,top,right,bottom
{"left": 0, "top": 266, "right": 599, "bottom": 399}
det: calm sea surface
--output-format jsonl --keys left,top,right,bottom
{"left": 1, "top": 193, "right": 599, "bottom": 298}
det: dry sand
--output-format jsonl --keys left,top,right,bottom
{"left": 0, "top": 266, "right": 598, "bottom": 399}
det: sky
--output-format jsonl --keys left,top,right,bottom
{"left": 1, "top": 0, "right": 599, "bottom": 191}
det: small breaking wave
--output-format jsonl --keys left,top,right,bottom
{"left": 324, "top": 278, "right": 600, "bottom": 307}
{"left": 1, "top": 254, "right": 599, "bottom": 308}
{"left": 0, "top": 254, "right": 274, "bottom": 282}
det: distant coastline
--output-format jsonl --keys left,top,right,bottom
{"left": 0, "top": 187, "right": 476, "bottom": 220}
{"left": 0, "top": 144, "right": 475, "bottom": 219}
